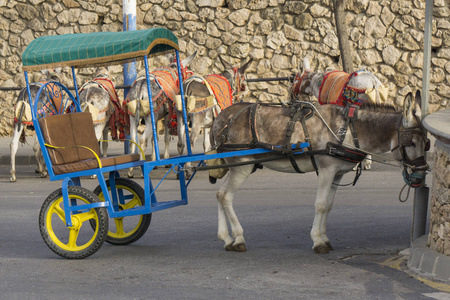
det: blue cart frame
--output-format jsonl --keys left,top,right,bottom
{"left": 22, "top": 28, "right": 308, "bottom": 258}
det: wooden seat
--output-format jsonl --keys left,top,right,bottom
{"left": 39, "top": 112, "right": 140, "bottom": 175}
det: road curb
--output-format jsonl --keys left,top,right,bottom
{"left": 0, "top": 155, "right": 37, "bottom": 166}
{"left": 408, "top": 235, "right": 450, "bottom": 282}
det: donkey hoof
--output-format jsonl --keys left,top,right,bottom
{"left": 10, "top": 177, "right": 16, "bottom": 183}
{"left": 225, "top": 244, "right": 234, "bottom": 251}
{"left": 313, "top": 244, "right": 330, "bottom": 254}
{"left": 233, "top": 244, "right": 247, "bottom": 252}
{"left": 325, "top": 241, "right": 334, "bottom": 251}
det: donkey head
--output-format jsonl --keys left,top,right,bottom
{"left": 41, "top": 68, "right": 62, "bottom": 82}
{"left": 94, "top": 66, "right": 110, "bottom": 78}
{"left": 218, "top": 56, "right": 253, "bottom": 100}
{"left": 392, "top": 90, "right": 430, "bottom": 187}
{"left": 292, "top": 57, "right": 323, "bottom": 100}
{"left": 167, "top": 51, "right": 197, "bottom": 81}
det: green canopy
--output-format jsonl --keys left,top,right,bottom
{"left": 22, "top": 28, "right": 179, "bottom": 71}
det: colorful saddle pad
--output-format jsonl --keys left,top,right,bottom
{"left": 318, "top": 71, "right": 353, "bottom": 106}
{"left": 151, "top": 67, "right": 179, "bottom": 102}
{"left": 205, "top": 74, "right": 233, "bottom": 111}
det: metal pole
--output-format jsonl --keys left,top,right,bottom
{"left": 413, "top": 187, "right": 430, "bottom": 241}
{"left": 412, "top": 0, "right": 433, "bottom": 243}
{"left": 175, "top": 50, "right": 192, "bottom": 156}
{"left": 421, "top": 0, "right": 432, "bottom": 119}
{"left": 123, "top": 0, "right": 137, "bottom": 154}
{"left": 71, "top": 66, "right": 80, "bottom": 107}
{"left": 144, "top": 55, "right": 160, "bottom": 161}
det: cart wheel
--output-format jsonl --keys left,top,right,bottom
{"left": 39, "top": 186, "right": 108, "bottom": 259}
{"left": 93, "top": 177, "right": 151, "bottom": 245}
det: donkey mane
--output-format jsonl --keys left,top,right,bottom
{"left": 359, "top": 102, "right": 400, "bottom": 113}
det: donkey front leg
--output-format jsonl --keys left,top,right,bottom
{"left": 100, "top": 125, "right": 109, "bottom": 157}
{"left": 216, "top": 164, "right": 253, "bottom": 252}
{"left": 33, "top": 136, "right": 47, "bottom": 178}
{"left": 310, "top": 169, "right": 342, "bottom": 254}
{"left": 127, "top": 115, "right": 139, "bottom": 178}
{"left": 163, "top": 114, "right": 172, "bottom": 160}
{"left": 142, "top": 115, "right": 155, "bottom": 163}
{"left": 9, "top": 124, "right": 22, "bottom": 182}
{"left": 202, "top": 111, "right": 213, "bottom": 153}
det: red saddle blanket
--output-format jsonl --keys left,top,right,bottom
{"left": 205, "top": 74, "right": 233, "bottom": 110}
{"left": 152, "top": 67, "right": 179, "bottom": 102}
{"left": 318, "top": 71, "right": 366, "bottom": 107}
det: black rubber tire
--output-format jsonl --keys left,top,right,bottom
{"left": 39, "top": 186, "right": 108, "bottom": 259}
{"left": 93, "top": 177, "right": 151, "bottom": 245}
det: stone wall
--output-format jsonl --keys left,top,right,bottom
{"left": 0, "top": 0, "right": 449, "bottom": 136}
{"left": 428, "top": 139, "right": 450, "bottom": 255}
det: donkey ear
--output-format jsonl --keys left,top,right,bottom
{"left": 219, "top": 55, "right": 233, "bottom": 70}
{"left": 238, "top": 58, "right": 253, "bottom": 74}
{"left": 403, "top": 92, "right": 413, "bottom": 118}
{"left": 303, "top": 57, "right": 311, "bottom": 72}
{"left": 403, "top": 92, "right": 419, "bottom": 127}
{"left": 414, "top": 89, "right": 422, "bottom": 118}
{"left": 181, "top": 51, "right": 197, "bottom": 67}
{"left": 41, "top": 69, "right": 50, "bottom": 77}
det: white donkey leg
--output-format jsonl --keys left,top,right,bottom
{"left": 353, "top": 155, "right": 372, "bottom": 171}
{"left": 95, "top": 123, "right": 109, "bottom": 157}
{"left": 33, "top": 136, "right": 47, "bottom": 178}
{"left": 163, "top": 115, "right": 171, "bottom": 160}
{"left": 190, "top": 114, "right": 203, "bottom": 149}
{"left": 203, "top": 127, "right": 211, "bottom": 153}
{"left": 363, "top": 154, "right": 372, "bottom": 170}
{"left": 100, "top": 125, "right": 109, "bottom": 157}
{"left": 318, "top": 173, "right": 343, "bottom": 252}
{"left": 9, "top": 124, "right": 22, "bottom": 182}
{"left": 143, "top": 115, "right": 153, "bottom": 162}
{"left": 176, "top": 111, "right": 186, "bottom": 155}
{"left": 311, "top": 168, "right": 341, "bottom": 254}
{"left": 216, "top": 164, "right": 253, "bottom": 252}
{"left": 203, "top": 111, "right": 213, "bottom": 153}
{"left": 127, "top": 115, "right": 139, "bottom": 178}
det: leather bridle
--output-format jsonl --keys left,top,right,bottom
{"left": 391, "top": 116, "right": 430, "bottom": 187}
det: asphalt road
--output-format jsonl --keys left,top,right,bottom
{"left": 0, "top": 160, "right": 448, "bottom": 299}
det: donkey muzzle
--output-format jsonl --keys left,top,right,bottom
{"left": 403, "top": 156, "right": 429, "bottom": 188}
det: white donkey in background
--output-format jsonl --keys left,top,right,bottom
{"left": 125, "top": 53, "right": 197, "bottom": 178}
{"left": 291, "top": 58, "right": 387, "bottom": 170}
{"left": 10, "top": 69, "right": 61, "bottom": 182}
{"left": 79, "top": 67, "right": 121, "bottom": 157}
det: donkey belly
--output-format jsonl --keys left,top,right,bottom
{"left": 261, "top": 156, "right": 316, "bottom": 173}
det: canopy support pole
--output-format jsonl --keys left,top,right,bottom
{"left": 71, "top": 66, "right": 80, "bottom": 106}
{"left": 144, "top": 55, "right": 160, "bottom": 161}
{"left": 412, "top": 0, "right": 433, "bottom": 244}
{"left": 123, "top": 0, "right": 137, "bottom": 154}
{"left": 175, "top": 50, "right": 192, "bottom": 156}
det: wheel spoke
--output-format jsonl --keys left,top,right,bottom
{"left": 67, "top": 227, "right": 80, "bottom": 248}
{"left": 52, "top": 203, "right": 66, "bottom": 223}
{"left": 77, "top": 210, "right": 97, "bottom": 223}
{"left": 114, "top": 218, "right": 125, "bottom": 235}
{"left": 121, "top": 197, "right": 140, "bottom": 210}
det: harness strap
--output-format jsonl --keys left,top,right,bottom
{"left": 339, "top": 105, "right": 360, "bottom": 148}
{"left": 300, "top": 116, "right": 319, "bottom": 175}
